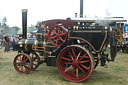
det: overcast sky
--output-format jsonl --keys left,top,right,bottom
{"left": 0, "top": 0, "right": 128, "bottom": 28}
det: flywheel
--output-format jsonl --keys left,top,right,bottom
{"left": 112, "top": 27, "right": 122, "bottom": 42}
{"left": 48, "top": 25, "right": 67, "bottom": 46}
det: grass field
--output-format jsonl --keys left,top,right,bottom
{"left": 0, "top": 47, "right": 128, "bottom": 85}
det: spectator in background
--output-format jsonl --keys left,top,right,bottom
{"left": 3, "top": 34, "right": 10, "bottom": 52}
{"left": 11, "top": 35, "right": 16, "bottom": 51}
{"left": 123, "top": 32, "right": 126, "bottom": 41}
{"left": 15, "top": 37, "right": 19, "bottom": 51}
{"left": 126, "top": 32, "right": 128, "bottom": 41}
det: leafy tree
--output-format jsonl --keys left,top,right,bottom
{"left": 2, "top": 17, "right": 7, "bottom": 25}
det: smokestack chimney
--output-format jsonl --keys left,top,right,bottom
{"left": 80, "top": 0, "right": 83, "bottom": 18}
{"left": 22, "top": 9, "right": 27, "bottom": 39}
{"left": 75, "top": 13, "right": 77, "bottom": 18}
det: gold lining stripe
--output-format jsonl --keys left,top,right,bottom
{"left": 48, "top": 56, "right": 56, "bottom": 57}
{"left": 68, "top": 31, "right": 107, "bottom": 52}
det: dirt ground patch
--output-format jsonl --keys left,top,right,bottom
{"left": 0, "top": 47, "right": 128, "bottom": 85}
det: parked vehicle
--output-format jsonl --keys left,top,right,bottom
{"left": 13, "top": 9, "right": 120, "bottom": 82}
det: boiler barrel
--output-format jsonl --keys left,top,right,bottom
{"left": 16, "top": 38, "right": 35, "bottom": 51}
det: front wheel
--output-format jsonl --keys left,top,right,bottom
{"left": 13, "top": 53, "right": 32, "bottom": 74}
{"left": 29, "top": 52, "right": 40, "bottom": 70}
{"left": 57, "top": 45, "right": 94, "bottom": 82}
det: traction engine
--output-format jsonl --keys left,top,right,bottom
{"left": 13, "top": 9, "right": 119, "bottom": 82}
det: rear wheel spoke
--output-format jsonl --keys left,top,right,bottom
{"left": 72, "top": 67, "right": 75, "bottom": 75}
{"left": 61, "top": 57, "right": 72, "bottom": 61}
{"left": 76, "top": 50, "right": 82, "bottom": 60}
{"left": 79, "top": 53, "right": 87, "bottom": 61}
{"left": 68, "top": 51, "right": 74, "bottom": 60}
{"left": 80, "top": 60, "right": 90, "bottom": 63}
{"left": 64, "top": 62, "right": 72, "bottom": 64}
{"left": 78, "top": 66, "right": 86, "bottom": 74}
{"left": 76, "top": 67, "right": 78, "bottom": 78}
{"left": 71, "top": 48, "right": 76, "bottom": 58}
{"left": 80, "top": 64, "right": 89, "bottom": 71}
{"left": 64, "top": 65, "right": 72, "bottom": 72}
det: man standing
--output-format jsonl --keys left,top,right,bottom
{"left": 11, "top": 35, "right": 16, "bottom": 51}
{"left": 3, "top": 34, "right": 10, "bottom": 52}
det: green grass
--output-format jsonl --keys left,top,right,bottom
{"left": 0, "top": 48, "right": 128, "bottom": 85}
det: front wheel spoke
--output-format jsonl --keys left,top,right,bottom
{"left": 32, "top": 57, "right": 37, "bottom": 60}
{"left": 78, "top": 66, "right": 86, "bottom": 74}
{"left": 80, "top": 60, "right": 90, "bottom": 64}
{"left": 24, "top": 65, "right": 29, "bottom": 70}
{"left": 31, "top": 54, "right": 33, "bottom": 59}
{"left": 24, "top": 58, "right": 29, "bottom": 62}
{"left": 80, "top": 64, "right": 89, "bottom": 70}
{"left": 17, "top": 58, "right": 21, "bottom": 61}
{"left": 19, "top": 55, "right": 22, "bottom": 61}
{"left": 18, "top": 65, "right": 21, "bottom": 69}
{"left": 64, "top": 65, "right": 72, "bottom": 72}
{"left": 33, "top": 63, "right": 37, "bottom": 66}
{"left": 21, "top": 66, "right": 23, "bottom": 71}
{"left": 61, "top": 57, "right": 72, "bottom": 61}
{"left": 23, "top": 55, "right": 26, "bottom": 60}
{"left": 34, "top": 60, "right": 38, "bottom": 62}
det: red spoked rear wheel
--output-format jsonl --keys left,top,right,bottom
{"left": 13, "top": 53, "right": 32, "bottom": 74}
{"left": 48, "top": 25, "right": 67, "bottom": 46}
{"left": 57, "top": 45, "right": 94, "bottom": 82}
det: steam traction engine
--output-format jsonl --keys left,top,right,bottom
{"left": 13, "top": 9, "right": 118, "bottom": 82}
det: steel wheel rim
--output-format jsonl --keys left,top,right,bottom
{"left": 57, "top": 45, "right": 93, "bottom": 82}
{"left": 48, "top": 25, "right": 67, "bottom": 46}
{"left": 13, "top": 54, "right": 32, "bottom": 74}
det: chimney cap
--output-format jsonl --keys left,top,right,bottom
{"left": 22, "top": 9, "right": 28, "bottom": 12}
